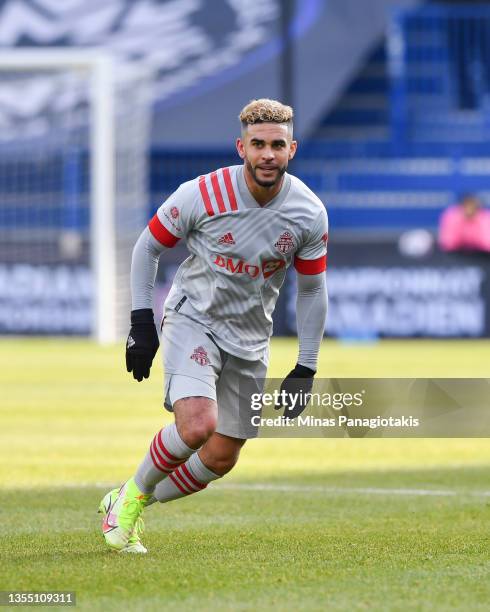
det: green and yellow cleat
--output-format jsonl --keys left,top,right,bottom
{"left": 98, "top": 479, "right": 152, "bottom": 553}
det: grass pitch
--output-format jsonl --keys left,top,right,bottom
{"left": 1, "top": 338, "right": 490, "bottom": 611}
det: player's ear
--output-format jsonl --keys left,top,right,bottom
{"left": 288, "top": 140, "right": 297, "bottom": 160}
{"left": 236, "top": 137, "right": 246, "bottom": 159}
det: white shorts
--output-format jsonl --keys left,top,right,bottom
{"left": 160, "top": 309, "right": 269, "bottom": 439}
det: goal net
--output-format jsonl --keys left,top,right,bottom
{"left": 0, "top": 50, "right": 152, "bottom": 343}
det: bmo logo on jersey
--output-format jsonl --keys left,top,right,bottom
{"left": 213, "top": 255, "right": 285, "bottom": 279}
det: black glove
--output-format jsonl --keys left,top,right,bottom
{"left": 276, "top": 363, "right": 315, "bottom": 419}
{"left": 125, "top": 309, "right": 160, "bottom": 382}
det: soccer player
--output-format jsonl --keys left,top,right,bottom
{"left": 99, "top": 99, "right": 328, "bottom": 553}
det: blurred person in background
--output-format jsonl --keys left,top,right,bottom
{"left": 438, "top": 193, "right": 490, "bottom": 252}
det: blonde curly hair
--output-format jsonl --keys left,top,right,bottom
{"left": 239, "top": 99, "right": 293, "bottom": 132}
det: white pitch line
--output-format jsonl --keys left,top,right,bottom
{"left": 9, "top": 482, "right": 490, "bottom": 499}
{"left": 217, "top": 483, "right": 490, "bottom": 498}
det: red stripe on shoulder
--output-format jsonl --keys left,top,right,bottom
{"left": 210, "top": 171, "right": 226, "bottom": 213}
{"left": 222, "top": 167, "right": 238, "bottom": 211}
{"left": 199, "top": 175, "right": 215, "bottom": 216}
{"left": 294, "top": 254, "right": 327, "bottom": 275}
{"left": 148, "top": 214, "right": 180, "bottom": 247}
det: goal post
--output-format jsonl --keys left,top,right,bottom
{"left": 91, "top": 54, "right": 116, "bottom": 345}
{"left": 0, "top": 49, "right": 151, "bottom": 343}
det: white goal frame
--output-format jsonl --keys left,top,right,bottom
{"left": 0, "top": 49, "right": 117, "bottom": 344}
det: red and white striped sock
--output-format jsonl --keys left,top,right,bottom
{"left": 134, "top": 423, "right": 196, "bottom": 494}
{"left": 153, "top": 452, "right": 220, "bottom": 503}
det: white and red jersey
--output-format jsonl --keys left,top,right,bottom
{"left": 149, "top": 165, "right": 328, "bottom": 360}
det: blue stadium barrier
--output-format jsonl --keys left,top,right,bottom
{"left": 388, "top": 4, "right": 490, "bottom": 141}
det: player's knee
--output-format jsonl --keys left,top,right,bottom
{"left": 183, "top": 419, "right": 216, "bottom": 448}
{"left": 203, "top": 444, "right": 242, "bottom": 476}
{"left": 205, "top": 452, "right": 239, "bottom": 476}
{"left": 175, "top": 398, "right": 217, "bottom": 448}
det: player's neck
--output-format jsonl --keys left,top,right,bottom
{"left": 243, "top": 164, "right": 284, "bottom": 207}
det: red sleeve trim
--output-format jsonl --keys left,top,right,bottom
{"left": 294, "top": 254, "right": 327, "bottom": 274}
{"left": 148, "top": 214, "right": 180, "bottom": 247}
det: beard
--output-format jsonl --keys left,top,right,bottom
{"left": 246, "top": 158, "right": 287, "bottom": 188}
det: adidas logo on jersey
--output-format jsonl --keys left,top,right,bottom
{"left": 218, "top": 232, "right": 235, "bottom": 245}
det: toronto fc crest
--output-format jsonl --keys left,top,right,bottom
{"left": 274, "top": 231, "right": 295, "bottom": 254}
{"left": 190, "top": 346, "right": 210, "bottom": 366}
